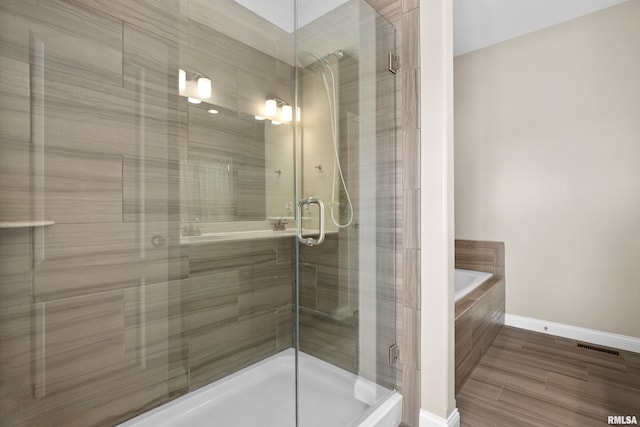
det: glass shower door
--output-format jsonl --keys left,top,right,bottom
{"left": 295, "top": 1, "right": 397, "bottom": 425}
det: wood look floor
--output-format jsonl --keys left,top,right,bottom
{"left": 457, "top": 326, "right": 640, "bottom": 427}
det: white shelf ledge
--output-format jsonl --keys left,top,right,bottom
{"left": 0, "top": 220, "right": 55, "bottom": 229}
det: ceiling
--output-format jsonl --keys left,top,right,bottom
{"left": 234, "top": 0, "right": 350, "bottom": 33}
{"left": 453, "top": 0, "right": 628, "bottom": 56}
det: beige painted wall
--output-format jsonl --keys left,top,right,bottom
{"left": 454, "top": 1, "right": 640, "bottom": 338}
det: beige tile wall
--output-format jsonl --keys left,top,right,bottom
{"left": 0, "top": 0, "right": 293, "bottom": 425}
{"left": 0, "top": 0, "right": 417, "bottom": 425}
{"left": 364, "top": 0, "right": 422, "bottom": 425}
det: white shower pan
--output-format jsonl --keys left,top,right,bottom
{"left": 118, "top": 348, "right": 402, "bottom": 427}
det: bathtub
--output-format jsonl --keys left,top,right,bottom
{"left": 454, "top": 268, "right": 493, "bottom": 302}
{"left": 118, "top": 348, "right": 402, "bottom": 427}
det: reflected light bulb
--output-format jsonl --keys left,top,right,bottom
{"left": 179, "top": 69, "right": 186, "bottom": 92}
{"left": 265, "top": 99, "right": 277, "bottom": 117}
{"left": 197, "top": 77, "right": 212, "bottom": 99}
{"left": 281, "top": 105, "right": 293, "bottom": 122}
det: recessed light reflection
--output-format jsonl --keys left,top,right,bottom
{"left": 255, "top": 115, "right": 266, "bottom": 121}
{"left": 208, "top": 109, "right": 219, "bottom": 114}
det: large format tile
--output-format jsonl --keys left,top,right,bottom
{"left": 123, "top": 23, "right": 179, "bottom": 99}
{"left": 238, "top": 261, "right": 292, "bottom": 317}
{"left": 33, "top": 291, "right": 125, "bottom": 397}
{"left": 1, "top": 145, "right": 122, "bottom": 224}
{"left": 0, "top": 58, "right": 33, "bottom": 222}
{"left": 33, "top": 222, "right": 183, "bottom": 301}
{"left": 0, "top": 1, "right": 122, "bottom": 86}
{"left": 38, "top": 68, "right": 180, "bottom": 161}
{"left": 44, "top": 148, "right": 122, "bottom": 223}
{"left": 188, "top": 0, "right": 293, "bottom": 65}
{"left": 188, "top": 310, "right": 277, "bottom": 390}
{"left": 0, "top": 56, "right": 30, "bottom": 146}
{"left": 123, "top": 155, "right": 181, "bottom": 222}
{"left": 180, "top": 271, "right": 239, "bottom": 336}
{"left": 299, "top": 307, "right": 358, "bottom": 374}
{"left": 71, "top": 0, "right": 183, "bottom": 41}
{"left": 188, "top": 239, "right": 279, "bottom": 276}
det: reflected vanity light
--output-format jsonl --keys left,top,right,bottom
{"left": 281, "top": 105, "right": 293, "bottom": 122}
{"left": 208, "top": 109, "right": 219, "bottom": 114}
{"left": 265, "top": 99, "right": 278, "bottom": 117}
{"left": 179, "top": 69, "right": 186, "bottom": 91}
{"left": 263, "top": 98, "right": 294, "bottom": 123}
{"left": 179, "top": 68, "right": 212, "bottom": 104}
{"left": 271, "top": 120, "right": 281, "bottom": 125}
{"left": 198, "top": 77, "right": 212, "bottom": 99}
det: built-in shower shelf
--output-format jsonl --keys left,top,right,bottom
{"left": 0, "top": 220, "right": 55, "bottom": 229}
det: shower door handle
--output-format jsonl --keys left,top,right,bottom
{"left": 297, "top": 197, "right": 325, "bottom": 246}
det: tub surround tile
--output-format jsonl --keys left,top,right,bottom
{"left": 455, "top": 240, "right": 505, "bottom": 275}
{"left": 455, "top": 239, "right": 506, "bottom": 394}
{"left": 455, "top": 276, "right": 505, "bottom": 394}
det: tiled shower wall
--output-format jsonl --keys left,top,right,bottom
{"left": 364, "top": 0, "right": 421, "bottom": 425}
{"left": 0, "top": 0, "right": 294, "bottom": 425}
{"left": 0, "top": 1, "right": 419, "bottom": 426}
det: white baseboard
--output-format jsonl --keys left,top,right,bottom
{"left": 505, "top": 314, "right": 640, "bottom": 354}
{"left": 419, "top": 408, "right": 460, "bottom": 427}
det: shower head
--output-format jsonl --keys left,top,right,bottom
{"left": 298, "top": 50, "right": 344, "bottom": 73}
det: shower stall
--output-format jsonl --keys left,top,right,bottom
{"left": 0, "top": 0, "right": 399, "bottom": 425}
